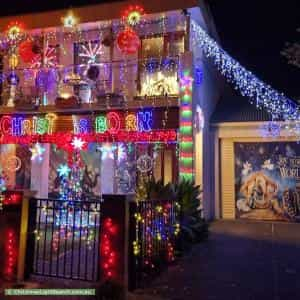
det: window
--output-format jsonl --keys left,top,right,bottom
{"left": 138, "top": 32, "right": 184, "bottom": 97}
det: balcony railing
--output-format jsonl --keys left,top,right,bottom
{"left": 0, "top": 57, "right": 180, "bottom": 111}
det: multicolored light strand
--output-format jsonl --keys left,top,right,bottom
{"left": 179, "top": 71, "right": 194, "bottom": 181}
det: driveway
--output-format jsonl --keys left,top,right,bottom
{"left": 132, "top": 220, "right": 300, "bottom": 300}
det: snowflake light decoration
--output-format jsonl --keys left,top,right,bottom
{"left": 79, "top": 41, "right": 104, "bottom": 69}
{"left": 57, "top": 164, "right": 71, "bottom": 178}
{"left": 31, "top": 42, "right": 58, "bottom": 69}
{"left": 30, "top": 143, "right": 46, "bottom": 162}
{"left": 71, "top": 137, "right": 86, "bottom": 150}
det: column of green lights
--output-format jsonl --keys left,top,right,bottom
{"left": 179, "top": 70, "right": 194, "bottom": 181}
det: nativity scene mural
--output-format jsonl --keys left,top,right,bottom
{"left": 235, "top": 142, "right": 300, "bottom": 222}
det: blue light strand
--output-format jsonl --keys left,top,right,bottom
{"left": 190, "top": 21, "right": 300, "bottom": 122}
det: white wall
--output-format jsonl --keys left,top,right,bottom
{"left": 189, "top": 6, "right": 223, "bottom": 220}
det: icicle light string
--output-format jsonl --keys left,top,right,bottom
{"left": 190, "top": 20, "right": 300, "bottom": 122}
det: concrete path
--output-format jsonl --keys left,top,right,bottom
{"left": 132, "top": 220, "right": 300, "bottom": 300}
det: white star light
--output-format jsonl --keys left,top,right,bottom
{"left": 57, "top": 164, "right": 71, "bottom": 177}
{"left": 30, "top": 143, "right": 46, "bottom": 162}
{"left": 71, "top": 137, "right": 86, "bottom": 150}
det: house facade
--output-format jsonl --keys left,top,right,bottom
{"left": 0, "top": 0, "right": 220, "bottom": 285}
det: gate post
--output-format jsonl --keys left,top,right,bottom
{"left": 100, "top": 194, "right": 134, "bottom": 294}
{"left": 17, "top": 191, "right": 36, "bottom": 282}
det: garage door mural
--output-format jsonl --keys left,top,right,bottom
{"left": 235, "top": 142, "right": 300, "bottom": 222}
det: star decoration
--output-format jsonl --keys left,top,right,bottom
{"left": 62, "top": 12, "right": 78, "bottom": 28}
{"left": 71, "top": 137, "right": 86, "bottom": 150}
{"left": 30, "top": 143, "right": 46, "bottom": 162}
{"left": 57, "top": 164, "right": 71, "bottom": 178}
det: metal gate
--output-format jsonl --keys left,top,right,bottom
{"left": 30, "top": 198, "right": 101, "bottom": 281}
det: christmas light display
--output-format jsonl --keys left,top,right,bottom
{"left": 4, "top": 155, "right": 22, "bottom": 172}
{"left": 19, "top": 39, "right": 40, "bottom": 64}
{"left": 8, "top": 54, "right": 19, "bottom": 69}
{"left": 71, "top": 137, "right": 86, "bottom": 150}
{"left": 31, "top": 42, "right": 58, "bottom": 69}
{"left": 101, "top": 218, "right": 117, "bottom": 279}
{"left": 122, "top": 5, "right": 145, "bottom": 26}
{"left": 57, "top": 164, "right": 71, "bottom": 177}
{"left": 0, "top": 172, "right": 7, "bottom": 192}
{"left": 0, "top": 130, "right": 177, "bottom": 147}
{"left": 0, "top": 113, "right": 57, "bottom": 136}
{"left": 260, "top": 121, "right": 281, "bottom": 138}
{"left": 30, "top": 143, "right": 46, "bottom": 162}
{"left": 0, "top": 194, "right": 4, "bottom": 210}
{"left": 98, "top": 143, "right": 117, "bottom": 160}
{"left": 191, "top": 20, "right": 299, "bottom": 122}
{"left": 0, "top": 172, "right": 7, "bottom": 211}
{"left": 137, "top": 154, "right": 153, "bottom": 173}
{"left": 134, "top": 198, "right": 179, "bottom": 275}
{"left": 4, "top": 229, "right": 17, "bottom": 280}
{"left": 62, "top": 12, "right": 78, "bottom": 29}
{"left": 116, "top": 28, "right": 141, "bottom": 55}
{"left": 79, "top": 41, "right": 104, "bottom": 67}
{"left": 55, "top": 151, "right": 84, "bottom": 228}
{"left": 179, "top": 71, "right": 194, "bottom": 181}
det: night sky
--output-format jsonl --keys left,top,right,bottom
{"left": 209, "top": 0, "right": 299, "bottom": 100}
{"left": 1, "top": 0, "right": 299, "bottom": 100}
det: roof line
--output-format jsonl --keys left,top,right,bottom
{"left": 0, "top": 0, "right": 198, "bottom": 31}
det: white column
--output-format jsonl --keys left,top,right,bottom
{"left": 30, "top": 144, "right": 50, "bottom": 198}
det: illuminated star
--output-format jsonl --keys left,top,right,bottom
{"left": 62, "top": 12, "right": 78, "bottom": 28}
{"left": 71, "top": 137, "right": 86, "bottom": 150}
{"left": 30, "top": 143, "right": 46, "bottom": 162}
{"left": 57, "top": 164, "right": 71, "bottom": 178}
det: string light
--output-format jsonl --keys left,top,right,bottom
{"left": 101, "top": 218, "right": 117, "bottom": 279}
{"left": 191, "top": 20, "right": 300, "bottom": 123}
{"left": 179, "top": 71, "right": 194, "bottom": 181}
{"left": 30, "top": 143, "right": 46, "bottom": 162}
{"left": 79, "top": 41, "right": 104, "bottom": 66}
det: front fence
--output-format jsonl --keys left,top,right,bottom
{"left": 131, "top": 198, "right": 180, "bottom": 288}
{"left": 21, "top": 196, "right": 179, "bottom": 289}
{"left": 28, "top": 198, "right": 101, "bottom": 281}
